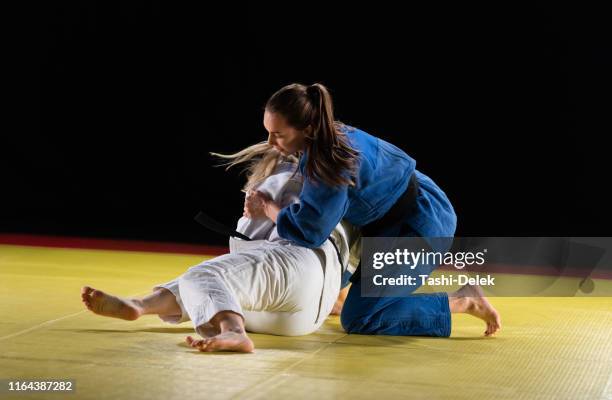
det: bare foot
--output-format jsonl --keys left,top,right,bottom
{"left": 81, "top": 286, "right": 142, "bottom": 321}
{"left": 330, "top": 285, "right": 350, "bottom": 316}
{"left": 330, "top": 299, "right": 343, "bottom": 316}
{"left": 195, "top": 323, "right": 221, "bottom": 338}
{"left": 185, "top": 332, "right": 254, "bottom": 353}
{"left": 450, "top": 284, "right": 502, "bottom": 336}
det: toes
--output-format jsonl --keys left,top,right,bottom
{"left": 201, "top": 338, "right": 217, "bottom": 352}
{"left": 195, "top": 339, "right": 214, "bottom": 352}
{"left": 81, "top": 296, "right": 92, "bottom": 308}
{"left": 186, "top": 336, "right": 210, "bottom": 351}
{"left": 186, "top": 336, "right": 202, "bottom": 348}
{"left": 81, "top": 287, "right": 94, "bottom": 302}
{"left": 485, "top": 321, "right": 500, "bottom": 336}
{"left": 92, "top": 290, "right": 104, "bottom": 299}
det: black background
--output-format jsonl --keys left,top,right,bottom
{"left": 3, "top": 4, "right": 611, "bottom": 246}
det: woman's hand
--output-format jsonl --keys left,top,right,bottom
{"left": 243, "top": 190, "right": 266, "bottom": 219}
{"left": 243, "top": 190, "right": 280, "bottom": 223}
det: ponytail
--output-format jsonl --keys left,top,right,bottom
{"left": 266, "top": 83, "right": 359, "bottom": 187}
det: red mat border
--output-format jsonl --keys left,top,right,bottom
{"left": 0, "top": 233, "right": 228, "bottom": 256}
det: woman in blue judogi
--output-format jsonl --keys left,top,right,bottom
{"left": 246, "top": 83, "right": 501, "bottom": 337}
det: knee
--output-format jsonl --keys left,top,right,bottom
{"left": 178, "top": 263, "right": 221, "bottom": 286}
{"left": 340, "top": 306, "right": 362, "bottom": 334}
{"left": 341, "top": 312, "right": 378, "bottom": 334}
{"left": 340, "top": 311, "right": 352, "bottom": 333}
{"left": 339, "top": 296, "right": 382, "bottom": 335}
{"left": 339, "top": 286, "right": 361, "bottom": 333}
{"left": 270, "top": 319, "right": 315, "bottom": 336}
{"left": 244, "top": 311, "right": 318, "bottom": 336}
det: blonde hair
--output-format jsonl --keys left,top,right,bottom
{"left": 211, "top": 142, "right": 299, "bottom": 192}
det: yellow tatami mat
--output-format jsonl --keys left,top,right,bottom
{"left": 1, "top": 243, "right": 611, "bottom": 399}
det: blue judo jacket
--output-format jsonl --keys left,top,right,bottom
{"left": 276, "top": 126, "right": 457, "bottom": 248}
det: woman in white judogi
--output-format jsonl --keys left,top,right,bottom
{"left": 81, "top": 144, "right": 357, "bottom": 353}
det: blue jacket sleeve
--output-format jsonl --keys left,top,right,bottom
{"left": 276, "top": 178, "right": 349, "bottom": 248}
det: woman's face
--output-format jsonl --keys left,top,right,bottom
{"left": 263, "top": 111, "right": 307, "bottom": 155}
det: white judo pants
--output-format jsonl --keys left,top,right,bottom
{"left": 154, "top": 239, "right": 341, "bottom": 336}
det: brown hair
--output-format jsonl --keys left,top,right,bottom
{"left": 265, "top": 83, "right": 359, "bottom": 187}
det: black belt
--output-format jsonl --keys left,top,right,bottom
{"left": 194, "top": 211, "right": 252, "bottom": 241}
{"left": 362, "top": 172, "right": 419, "bottom": 237}
{"left": 350, "top": 173, "right": 420, "bottom": 282}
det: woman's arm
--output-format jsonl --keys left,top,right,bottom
{"left": 246, "top": 173, "right": 348, "bottom": 248}
{"left": 276, "top": 180, "right": 349, "bottom": 248}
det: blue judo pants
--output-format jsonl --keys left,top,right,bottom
{"left": 340, "top": 225, "right": 453, "bottom": 337}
